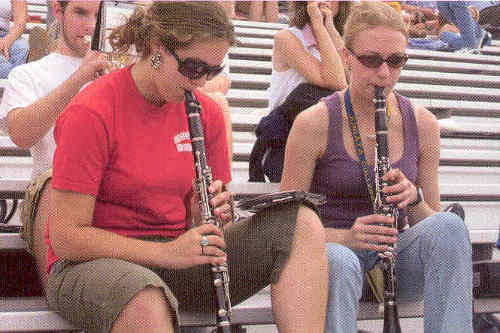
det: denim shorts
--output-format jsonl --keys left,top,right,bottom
{"left": 47, "top": 202, "right": 307, "bottom": 333}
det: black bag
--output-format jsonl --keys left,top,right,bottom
{"left": 474, "top": 313, "right": 500, "bottom": 333}
{"left": 249, "top": 83, "right": 334, "bottom": 182}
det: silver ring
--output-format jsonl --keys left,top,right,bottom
{"left": 200, "top": 235, "right": 209, "bottom": 247}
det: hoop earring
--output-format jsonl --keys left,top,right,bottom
{"left": 151, "top": 53, "right": 161, "bottom": 70}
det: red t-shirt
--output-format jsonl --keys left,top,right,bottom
{"left": 46, "top": 66, "right": 231, "bottom": 272}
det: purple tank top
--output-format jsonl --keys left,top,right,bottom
{"left": 310, "top": 92, "right": 419, "bottom": 229}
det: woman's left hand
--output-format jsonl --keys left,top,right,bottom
{"left": 382, "top": 168, "right": 418, "bottom": 208}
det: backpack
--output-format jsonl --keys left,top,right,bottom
{"left": 249, "top": 83, "right": 334, "bottom": 182}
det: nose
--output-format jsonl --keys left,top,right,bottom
{"left": 376, "top": 62, "right": 391, "bottom": 79}
{"left": 192, "top": 75, "right": 208, "bottom": 89}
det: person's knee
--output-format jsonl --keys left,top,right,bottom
{"left": 295, "top": 205, "right": 326, "bottom": 244}
{"left": 326, "top": 243, "right": 362, "bottom": 281}
{"left": 434, "top": 212, "right": 469, "bottom": 240}
{"left": 118, "top": 286, "right": 174, "bottom": 326}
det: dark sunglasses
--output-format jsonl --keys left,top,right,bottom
{"left": 347, "top": 48, "right": 408, "bottom": 69}
{"left": 167, "top": 48, "right": 225, "bottom": 80}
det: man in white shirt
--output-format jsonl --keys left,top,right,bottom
{"left": 0, "top": 0, "right": 108, "bottom": 293}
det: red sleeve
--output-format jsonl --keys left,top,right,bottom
{"left": 52, "top": 105, "right": 110, "bottom": 196}
{"left": 197, "top": 92, "right": 231, "bottom": 185}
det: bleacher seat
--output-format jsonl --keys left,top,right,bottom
{"left": 0, "top": 4, "right": 499, "bottom": 331}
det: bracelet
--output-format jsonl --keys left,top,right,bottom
{"left": 408, "top": 186, "right": 424, "bottom": 207}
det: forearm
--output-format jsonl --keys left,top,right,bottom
{"left": 325, "top": 227, "right": 352, "bottom": 246}
{"left": 311, "top": 21, "right": 347, "bottom": 90}
{"left": 5, "top": 22, "right": 26, "bottom": 45}
{"left": 51, "top": 224, "right": 172, "bottom": 268}
{"left": 7, "top": 71, "right": 88, "bottom": 148}
{"left": 407, "top": 201, "right": 437, "bottom": 226}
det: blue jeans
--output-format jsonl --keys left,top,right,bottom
{"left": 437, "top": 1, "right": 484, "bottom": 49}
{"left": 326, "top": 212, "right": 473, "bottom": 333}
{"left": 0, "top": 30, "right": 28, "bottom": 79}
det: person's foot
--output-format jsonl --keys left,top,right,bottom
{"left": 480, "top": 31, "right": 492, "bottom": 48}
{"left": 454, "top": 47, "right": 480, "bottom": 54}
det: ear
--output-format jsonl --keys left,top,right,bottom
{"left": 52, "top": 0, "right": 65, "bottom": 23}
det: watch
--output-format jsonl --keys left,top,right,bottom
{"left": 408, "top": 186, "right": 424, "bottom": 207}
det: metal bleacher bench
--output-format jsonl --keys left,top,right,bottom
{"left": 1, "top": 9, "right": 500, "bottom": 332}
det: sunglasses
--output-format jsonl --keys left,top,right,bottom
{"left": 347, "top": 48, "right": 408, "bottom": 69}
{"left": 167, "top": 48, "right": 225, "bottom": 80}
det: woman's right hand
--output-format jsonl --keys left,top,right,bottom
{"left": 164, "top": 223, "right": 227, "bottom": 269}
{"left": 77, "top": 50, "right": 112, "bottom": 84}
{"left": 347, "top": 214, "right": 399, "bottom": 252}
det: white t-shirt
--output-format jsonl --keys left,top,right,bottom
{"left": 267, "top": 25, "right": 321, "bottom": 112}
{"left": 0, "top": 53, "right": 82, "bottom": 180}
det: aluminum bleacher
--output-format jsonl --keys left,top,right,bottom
{"left": 1, "top": 4, "right": 500, "bottom": 332}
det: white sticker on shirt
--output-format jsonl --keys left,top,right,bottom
{"left": 174, "top": 131, "right": 192, "bottom": 152}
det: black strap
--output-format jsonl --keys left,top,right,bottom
{"left": 344, "top": 89, "right": 375, "bottom": 204}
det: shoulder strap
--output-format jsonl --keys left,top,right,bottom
{"left": 344, "top": 89, "right": 375, "bottom": 204}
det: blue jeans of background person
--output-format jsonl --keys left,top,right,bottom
{"left": 325, "top": 212, "right": 473, "bottom": 333}
{"left": 437, "top": 1, "right": 484, "bottom": 49}
{"left": 0, "top": 30, "right": 29, "bottom": 79}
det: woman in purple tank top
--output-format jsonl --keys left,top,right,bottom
{"left": 280, "top": 2, "right": 473, "bottom": 333}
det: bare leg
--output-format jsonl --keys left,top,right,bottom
{"left": 271, "top": 205, "right": 328, "bottom": 333}
{"left": 264, "top": 1, "right": 279, "bottom": 23}
{"left": 111, "top": 286, "right": 175, "bottom": 333}
{"left": 219, "top": 1, "right": 235, "bottom": 19}
{"left": 33, "top": 182, "right": 50, "bottom": 293}
{"left": 248, "top": 1, "right": 264, "bottom": 22}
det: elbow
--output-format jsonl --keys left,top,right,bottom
{"left": 8, "top": 130, "right": 35, "bottom": 149}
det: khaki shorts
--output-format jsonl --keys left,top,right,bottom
{"left": 19, "top": 169, "right": 52, "bottom": 255}
{"left": 47, "top": 202, "right": 308, "bottom": 333}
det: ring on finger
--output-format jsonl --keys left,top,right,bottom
{"left": 200, "top": 235, "right": 209, "bottom": 256}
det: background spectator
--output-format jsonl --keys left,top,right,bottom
{"left": 0, "top": 0, "right": 109, "bottom": 293}
{"left": 249, "top": 1, "right": 350, "bottom": 182}
{"left": 0, "top": 0, "right": 28, "bottom": 78}
{"left": 437, "top": 1, "right": 491, "bottom": 52}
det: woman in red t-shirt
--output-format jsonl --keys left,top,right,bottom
{"left": 46, "top": 2, "right": 328, "bottom": 333}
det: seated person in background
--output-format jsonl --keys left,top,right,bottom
{"left": 0, "top": 0, "right": 28, "bottom": 78}
{"left": 280, "top": 2, "right": 473, "bottom": 332}
{"left": 46, "top": 2, "right": 328, "bottom": 332}
{"left": 437, "top": 1, "right": 491, "bottom": 52}
{"left": 0, "top": 0, "right": 109, "bottom": 293}
{"left": 249, "top": 0, "right": 350, "bottom": 182}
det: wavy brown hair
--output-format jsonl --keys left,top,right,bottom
{"left": 289, "top": 1, "right": 352, "bottom": 36}
{"left": 108, "top": 1, "right": 236, "bottom": 58}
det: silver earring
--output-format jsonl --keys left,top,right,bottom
{"left": 151, "top": 53, "right": 161, "bottom": 70}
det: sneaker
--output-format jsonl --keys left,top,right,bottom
{"left": 480, "top": 31, "right": 492, "bottom": 48}
{"left": 443, "top": 203, "right": 465, "bottom": 221}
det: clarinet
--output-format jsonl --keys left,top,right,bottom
{"left": 184, "top": 90, "right": 232, "bottom": 333}
{"left": 373, "top": 86, "right": 402, "bottom": 333}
